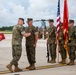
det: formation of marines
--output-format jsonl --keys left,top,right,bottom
{"left": 47, "top": 19, "right": 76, "bottom": 65}
{"left": 0, "top": 18, "right": 76, "bottom": 72}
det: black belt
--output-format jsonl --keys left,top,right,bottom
{"left": 68, "top": 40, "right": 71, "bottom": 43}
{"left": 59, "top": 40, "right": 61, "bottom": 43}
{"left": 68, "top": 38, "right": 73, "bottom": 43}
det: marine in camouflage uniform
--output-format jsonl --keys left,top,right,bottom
{"left": 75, "top": 26, "right": 76, "bottom": 60}
{"left": 44, "top": 29, "right": 47, "bottom": 39}
{"left": 38, "top": 27, "right": 43, "bottom": 39}
{"left": 47, "top": 19, "right": 57, "bottom": 63}
{"left": 58, "top": 24, "right": 66, "bottom": 64}
{"left": 67, "top": 20, "right": 76, "bottom": 65}
{"left": 25, "top": 18, "right": 38, "bottom": 70}
{"left": 6, "top": 18, "right": 31, "bottom": 72}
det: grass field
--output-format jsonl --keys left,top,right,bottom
{"left": 0, "top": 31, "right": 12, "bottom": 34}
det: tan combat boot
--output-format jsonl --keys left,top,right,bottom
{"left": 50, "top": 59, "right": 56, "bottom": 63}
{"left": 59, "top": 59, "right": 66, "bottom": 64}
{"left": 26, "top": 64, "right": 31, "bottom": 69}
{"left": 14, "top": 66, "right": 22, "bottom": 72}
{"left": 29, "top": 64, "right": 36, "bottom": 70}
{"left": 6, "top": 64, "right": 13, "bottom": 72}
{"left": 62, "top": 59, "right": 66, "bottom": 64}
{"left": 48, "top": 59, "right": 53, "bottom": 63}
{"left": 67, "top": 60, "right": 75, "bottom": 65}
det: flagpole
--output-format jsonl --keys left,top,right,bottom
{"left": 56, "top": 0, "right": 61, "bottom": 63}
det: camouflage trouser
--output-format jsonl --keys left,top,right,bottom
{"left": 59, "top": 44, "right": 66, "bottom": 59}
{"left": 10, "top": 45, "right": 22, "bottom": 66}
{"left": 68, "top": 45, "right": 76, "bottom": 60}
{"left": 49, "top": 44, "right": 56, "bottom": 59}
{"left": 75, "top": 48, "right": 76, "bottom": 59}
{"left": 26, "top": 46, "right": 36, "bottom": 64}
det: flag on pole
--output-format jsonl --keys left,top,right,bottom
{"left": 63, "top": 0, "right": 69, "bottom": 50}
{"left": 56, "top": 0, "right": 61, "bottom": 34}
{"left": 56, "top": 0, "right": 61, "bottom": 55}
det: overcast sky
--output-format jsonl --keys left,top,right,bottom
{"left": 0, "top": 0, "right": 76, "bottom": 27}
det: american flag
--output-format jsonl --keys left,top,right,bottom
{"left": 56, "top": 0, "right": 61, "bottom": 33}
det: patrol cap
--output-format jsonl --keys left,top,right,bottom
{"left": 27, "top": 18, "right": 33, "bottom": 22}
{"left": 19, "top": 18, "right": 25, "bottom": 24}
{"left": 49, "top": 19, "right": 54, "bottom": 22}
{"left": 69, "top": 20, "right": 74, "bottom": 23}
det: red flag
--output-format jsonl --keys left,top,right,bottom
{"left": 0, "top": 33, "right": 5, "bottom": 41}
{"left": 63, "top": 0, "right": 68, "bottom": 38}
{"left": 63, "top": 0, "right": 69, "bottom": 50}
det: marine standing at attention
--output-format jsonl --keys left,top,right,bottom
{"left": 47, "top": 19, "right": 57, "bottom": 63}
{"left": 25, "top": 18, "right": 38, "bottom": 70}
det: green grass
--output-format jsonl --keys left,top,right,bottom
{"left": 0, "top": 31, "right": 12, "bottom": 34}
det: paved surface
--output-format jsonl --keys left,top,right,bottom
{"left": 0, "top": 34, "right": 76, "bottom": 75}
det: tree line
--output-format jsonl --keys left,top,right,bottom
{"left": 0, "top": 26, "right": 13, "bottom": 31}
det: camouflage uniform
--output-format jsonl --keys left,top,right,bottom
{"left": 47, "top": 25, "right": 57, "bottom": 61}
{"left": 75, "top": 26, "right": 76, "bottom": 59}
{"left": 10, "top": 24, "right": 25, "bottom": 66}
{"left": 58, "top": 29, "right": 66, "bottom": 62}
{"left": 38, "top": 27, "right": 43, "bottom": 39}
{"left": 68, "top": 26, "right": 76, "bottom": 60}
{"left": 25, "top": 25, "right": 38, "bottom": 64}
{"left": 44, "top": 29, "right": 46, "bottom": 39}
